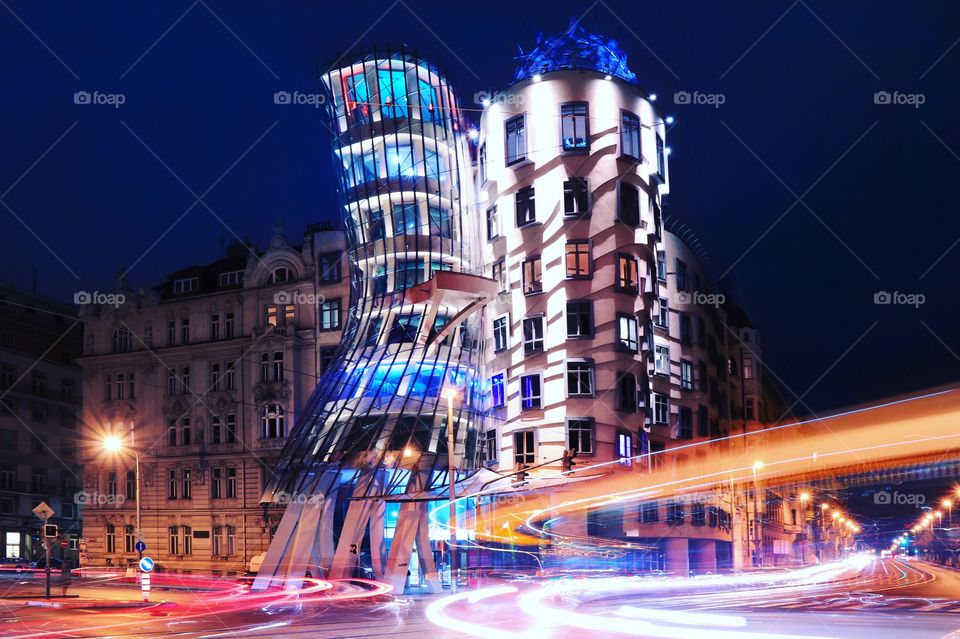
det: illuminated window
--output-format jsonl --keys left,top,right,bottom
{"left": 515, "top": 186, "right": 536, "bottom": 227}
{"left": 522, "top": 257, "right": 542, "bottom": 294}
{"left": 424, "top": 149, "right": 445, "bottom": 182}
{"left": 378, "top": 69, "right": 408, "bottom": 119}
{"left": 520, "top": 374, "right": 542, "bottom": 411}
{"left": 561, "top": 102, "right": 589, "bottom": 151}
{"left": 491, "top": 373, "right": 506, "bottom": 408}
{"left": 320, "top": 299, "right": 341, "bottom": 330}
{"left": 428, "top": 206, "right": 452, "bottom": 239}
{"left": 617, "top": 431, "right": 634, "bottom": 466}
{"left": 617, "top": 314, "right": 639, "bottom": 352}
{"left": 368, "top": 209, "right": 386, "bottom": 242}
{"left": 388, "top": 313, "right": 421, "bottom": 343}
{"left": 565, "top": 241, "right": 591, "bottom": 278}
{"left": 522, "top": 316, "right": 544, "bottom": 354}
{"left": 418, "top": 79, "right": 441, "bottom": 122}
{"left": 616, "top": 254, "right": 639, "bottom": 293}
{"left": 743, "top": 357, "right": 754, "bottom": 379}
{"left": 563, "top": 177, "right": 589, "bottom": 216}
{"left": 566, "top": 301, "right": 593, "bottom": 338}
{"left": 621, "top": 111, "right": 641, "bottom": 159}
{"left": 387, "top": 144, "right": 415, "bottom": 177}
{"left": 396, "top": 260, "right": 423, "bottom": 291}
{"left": 654, "top": 345, "right": 670, "bottom": 375}
{"left": 505, "top": 115, "right": 526, "bottom": 164}
{"left": 566, "top": 360, "right": 594, "bottom": 397}
{"left": 260, "top": 404, "right": 285, "bottom": 439}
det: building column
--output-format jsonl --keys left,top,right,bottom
{"left": 664, "top": 537, "right": 689, "bottom": 575}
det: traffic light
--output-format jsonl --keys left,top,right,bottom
{"left": 561, "top": 449, "right": 577, "bottom": 473}
{"left": 42, "top": 524, "right": 58, "bottom": 539}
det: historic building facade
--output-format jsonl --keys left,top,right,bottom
{"left": 78, "top": 224, "right": 348, "bottom": 573}
{"left": 0, "top": 283, "right": 82, "bottom": 564}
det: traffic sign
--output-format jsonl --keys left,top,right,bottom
{"left": 58, "top": 538, "right": 69, "bottom": 549}
{"left": 32, "top": 502, "right": 54, "bottom": 521}
{"left": 136, "top": 530, "right": 144, "bottom": 542}
{"left": 138, "top": 556, "right": 154, "bottom": 573}
{"left": 135, "top": 541, "right": 146, "bottom": 553}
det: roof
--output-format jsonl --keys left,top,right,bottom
{"left": 514, "top": 21, "right": 638, "bottom": 84}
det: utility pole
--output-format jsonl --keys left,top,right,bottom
{"left": 443, "top": 387, "right": 458, "bottom": 593}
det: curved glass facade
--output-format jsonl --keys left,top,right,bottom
{"left": 265, "top": 50, "right": 486, "bottom": 503}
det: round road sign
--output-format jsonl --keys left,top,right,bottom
{"left": 135, "top": 541, "right": 146, "bottom": 553}
{"left": 138, "top": 556, "right": 154, "bottom": 572}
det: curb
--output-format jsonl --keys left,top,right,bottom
{"left": 26, "top": 599, "right": 171, "bottom": 609}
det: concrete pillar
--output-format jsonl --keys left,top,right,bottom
{"left": 664, "top": 538, "right": 689, "bottom": 576}
{"left": 691, "top": 539, "right": 717, "bottom": 574}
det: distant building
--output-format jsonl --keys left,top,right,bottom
{"left": 0, "top": 283, "right": 82, "bottom": 563}
{"left": 78, "top": 224, "right": 348, "bottom": 573}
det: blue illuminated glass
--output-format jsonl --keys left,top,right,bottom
{"left": 424, "top": 149, "right": 444, "bottom": 181}
{"left": 378, "top": 70, "right": 408, "bottom": 119}
{"left": 429, "top": 206, "right": 452, "bottom": 239}
{"left": 345, "top": 73, "right": 370, "bottom": 122}
{"left": 418, "top": 79, "right": 441, "bottom": 122}
{"left": 367, "top": 209, "right": 385, "bottom": 242}
{"left": 491, "top": 373, "right": 505, "bottom": 407}
{"left": 393, "top": 203, "right": 418, "bottom": 235}
{"left": 395, "top": 260, "right": 423, "bottom": 291}
{"left": 387, "top": 144, "right": 415, "bottom": 177}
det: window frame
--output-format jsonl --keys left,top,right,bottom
{"left": 560, "top": 102, "right": 590, "bottom": 153}
{"left": 504, "top": 114, "right": 527, "bottom": 165}
{"left": 566, "top": 417, "right": 595, "bottom": 455}
{"left": 565, "top": 359, "right": 595, "bottom": 398}
{"left": 564, "top": 240, "right": 592, "bottom": 279}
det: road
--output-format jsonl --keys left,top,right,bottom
{"left": 2, "top": 558, "right": 960, "bottom": 638}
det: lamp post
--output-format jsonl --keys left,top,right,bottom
{"left": 752, "top": 461, "right": 764, "bottom": 567}
{"left": 943, "top": 499, "right": 953, "bottom": 527}
{"left": 442, "top": 386, "right": 459, "bottom": 593}
{"left": 103, "top": 432, "right": 141, "bottom": 558}
{"left": 799, "top": 492, "right": 810, "bottom": 565}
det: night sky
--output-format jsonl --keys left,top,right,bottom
{"left": 2, "top": 1, "right": 959, "bottom": 414}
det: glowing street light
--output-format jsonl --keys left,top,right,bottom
{"left": 102, "top": 433, "right": 141, "bottom": 556}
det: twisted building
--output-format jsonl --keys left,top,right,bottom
{"left": 254, "top": 50, "right": 494, "bottom": 592}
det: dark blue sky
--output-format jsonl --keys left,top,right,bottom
{"left": 2, "top": 0, "right": 958, "bottom": 412}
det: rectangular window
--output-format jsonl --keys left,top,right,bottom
{"left": 491, "top": 372, "right": 506, "bottom": 408}
{"left": 656, "top": 134, "right": 666, "bottom": 178}
{"left": 656, "top": 298, "right": 669, "bottom": 328}
{"left": 484, "top": 429, "right": 498, "bottom": 463}
{"left": 224, "top": 362, "right": 235, "bottom": 391}
{"left": 388, "top": 313, "right": 420, "bottom": 344}
{"left": 522, "top": 316, "right": 544, "bottom": 354}
{"left": 618, "top": 182, "right": 640, "bottom": 226}
{"left": 368, "top": 208, "right": 386, "bottom": 242}
{"left": 393, "top": 203, "right": 418, "bottom": 235}
{"left": 225, "top": 413, "right": 237, "bottom": 443}
{"left": 561, "top": 102, "right": 589, "bottom": 151}
{"left": 209, "top": 363, "right": 220, "bottom": 391}
{"left": 505, "top": 115, "right": 526, "bottom": 164}
{"left": 210, "top": 314, "right": 220, "bottom": 340}
{"left": 225, "top": 467, "right": 237, "bottom": 498}
{"left": 395, "top": 260, "right": 423, "bottom": 291}
{"left": 514, "top": 430, "right": 535, "bottom": 465}
{"left": 515, "top": 187, "right": 536, "bottom": 227}
{"left": 641, "top": 501, "right": 659, "bottom": 523}
{"left": 654, "top": 345, "right": 670, "bottom": 375}
{"left": 168, "top": 526, "right": 179, "bottom": 555}
{"left": 566, "top": 361, "right": 594, "bottom": 397}
{"left": 654, "top": 394, "right": 669, "bottom": 424}
{"left": 224, "top": 312, "right": 235, "bottom": 338}
{"left": 520, "top": 374, "right": 542, "bottom": 411}
{"left": 486, "top": 205, "right": 500, "bottom": 240}
{"left": 522, "top": 257, "right": 542, "bottom": 294}
{"left": 180, "top": 318, "right": 190, "bottom": 344}
{"left": 428, "top": 205, "right": 452, "bottom": 239}
{"left": 616, "top": 254, "right": 639, "bottom": 293}
{"left": 745, "top": 397, "right": 755, "bottom": 420}
{"left": 621, "top": 111, "right": 641, "bottom": 159}
{"left": 677, "top": 406, "right": 693, "bottom": 439}
{"left": 378, "top": 69, "right": 408, "bottom": 119}
{"left": 319, "top": 252, "right": 342, "bottom": 282}
{"left": 167, "top": 469, "right": 177, "bottom": 500}
{"left": 617, "top": 432, "right": 634, "bottom": 466}
{"left": 219, "top": 270, "right": 243, "bottom": 287}
{"left": 492, "top": 259, "right": 507, "bottom": 293}
{"left": 656, "top": 250, "right": 667, "bottom": 281}
{"left": 565, "top": 240, "right": 591, "bottom": 278}
{"left": 566, "top": 301, "right": 593, "bottom": 338}
{"left": 675, "top": 258, "right": 689, "bottom": 291}
{"left": 320, "top": 299, "right": 341, "bottom": 330}
{"left": 492, "top": 315, "right": 509, "bottom": 353}
{"left": 478, "top": 143, "right": 487, "bottom": 185}
{"left": 680, "top": 313, "right": 692, "bottom": 345}
{"left": 182, "top": 469, "right": 192, "bottom": 499}
{"left": 567, "top": 418, "right": 594, "bottom": 455}
{"left": 617, "top": 372, "right": 638, "bottom": 412}
{"left": 617, "top": 314, "right": 639, "bottom": 352}
{"left": 681, "top": 360, "right": 694, "bottom": 391}
{"left": 743, "top": 357, "right": 754, "bottom": 379}
{"left": 563, "top": 177, "right": 589, "bottom": 216}
{"left": 173, "top": 277, "right": 199, "bottom": 294}
{"left": 167, "top": 320, "right": 176, "bottom": 345}
{"left": 181, "top": 367, "right": 191, "bottom": 394}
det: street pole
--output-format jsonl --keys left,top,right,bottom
{"left": 445, "top": 389, "right": 458, "bottom": 593}
{"left": 44, "top": 537, "right": 51, "bottom": 599}
{"left": 752, "top": 463, "right": 763, "bottom": 567}
{"left": 135, "top": 451, "right": 142, "bottom": 560}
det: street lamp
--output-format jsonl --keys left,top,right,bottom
{"left": 798, "top": 492, "right": 811, "bottom": 565}
{"left": 752, "top": 461, "right": 764, "bottom": 567}
{"left": 943, "top": 499, "right": 953, "bottom": 526}
{"left": 102, "top": 432, "right": 141, "bottom": 559}
{"left": 442, "top": 386, "right": 459, "bottom": 593}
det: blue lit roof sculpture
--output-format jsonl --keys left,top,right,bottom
{"left": 513, "top": 21, "right": 638, "bottom": 84}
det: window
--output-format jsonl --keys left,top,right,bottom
{"left": 319, "top": 347, "right": 336, "bottom": 373}
{"left": 225, "top": 467, "right": 237, "bottom": 499}
{"left": 225, "top": 414, "right": 236, "bottom": 443}
{"left": 743, "top": 357, "right": 754, "bottom": 379}
{"left": 211, "top": 467, "right": 223, "bottom": 499}
{"left": 514, "top": 430, "right": 535, "bottom": 465}
{"left": 167, "top": 320, "right": 176, "bottom": 345}
{"left": 209, "top": 314, "right": 220, "bottom": 341}
{"left": 565, "top": 241, "right": 591, "bottom": 278}
{"left": 106, "top": 470, "right": 117, "bottom": 496}
{"left": 395, "top": 260, "right": 423, "bottom": 291}
{"left": 224, "top": 312, "right": 235, "bottom": 338}
{"left": 492, "top": 316, "right": 509, "bottom": 353}
{"left": 745, "top": 397, "right": 755, "bottom": 420}
{"left": 224, "top": 362, "right": 235, "bottom": 391}
{"left": 505, "top": 115, "right": 526, "bottom": 164}
{"left": 111, "top": 328, "right": 131, "bottom": 353}
{"left": 621, "top": 110, "right": 641, "bottom": 159}
{"left": 616, "top": 254, "right": 639, "bottom": 293}
{"left": 484, "top": 429, "right": 498, "bottom": 463}
{"left": 260, "top": 404, "right": 285, "bottom": 439}
{"left": 515, "top": 187, "right": 536, "bottom": 227}
{"left": 209, "top": 363, "right": 221, "bottom": 391}
{"left": 699, "top": 360, "right": 708, "bottom": 392}
{"left": 486, "top": 205, "right": 500, "bottom": 240}
{"left": 393, "top": 203, "right": 418, "bottom": 235}
{"left": 566, "top": 301, "right": 593, "bottom": 338}
{"left": 560, "top": 102, "right": 589, "bottom": 151}
{"left": 654, "top": 394, "right": 669, "bottom": 424}
{"left": 320, "top": 299, "right": 341, "bottom": 330}
{"left": 680, "top": 313, "right": 692, "bottom": 345}
{"left": 641, "top": 501, "right": 659, "bottom": 523}
{"left": 219, "top": 270, "right": 243, "bottom": 287}
{"left": 566, "top": 361, "right": 594, "bottom": 396}
{"left": 522, "top": 257, "right": 542, "bottom": 294}
{"left": 478, "top": 143, "right": 487, "bottom": 185}
{"left": 677, "top": 407, "right": 693, "bottom": 439}
{"left": 388, "top": 314, "right": 420, "bottom": 343}
{"left": 492, "top": 259, "right": 507, "bottom": 293}
{"left": 656, "top": 298, "right": 669, "bottom": 327}
{"left": 656, "top": 250, "right": 666, "bottom": 281}
{"left": 31, "top": 403, "right": 47, "bottom": 423}
{"left": 428, "top": 206, "right": 452, "bottom": 239}
{"left": 180, "top": 318, "right": 190, "bottom": 344}
{"left": 167, "top": 420, "right": 176, "bottom": 446}
{"left": 173, "top": 277, "right": 199, "bottom": 294}
{"left": 617, "top": 314, "right": 639, "bottom": 352}
{"left": 378, "top": 69, "right": 408, "bottom": 119}
{"left": 0, "top": 364, "right": 14, "bottom": 388}
{"left": 268, "top": 267, "right": 292, "bottom": 285}
{"left": 522, "top": 316, "right": 544, "bottom": 354}
{"left": 62, "top": 503, "right": 75, "bottom": 519}
{"left": 271, "top": 351, "right": 284, "bottom": 381}
{"left": 675, "top": 258, "right": 689, "bottom": 291}
{"left": 567, "top": 418, "right": 594, "bottom": 455}
{"left": 106, "top": 524, "right": 116, "bottom": 554}
{"left": 520, "top": 374, "right": 542, "bottom": 411}
{"left": 654, "top": 345, "right": 670, "bottom": 375}
{"left": 563, "top": 177, "right": 589, "bottom": 216}
{"left": 491, "top": 372, "right": 506, "bottom": 408}
{"left": 368, "top": 208, "right": 386, "bottom": 241}
{"left": 618, "top": 182, "right": 640, "bottom": 226}
{"left": 168, "top": 526, "right": 179, "bottom": 555}
{"left": 617, "top": 431, "right": 634, "bottom": 466}
{"left": 697, "top": 404, "right": 709, "bottom": 437}
{"left": 681, "top": 360, "right": 694, "bottom": 391}
{"left": 211, "top": 414, "right": 222, "bottom": 443}
{"left": 656, "top": 134, "right": 666, "bottom": 178}
{"left": 125, "top": 471, "right": 135, "bottom": 500}
{"left": 617, "top": 372, "right": 638, "bottom": 412}
{"left": 181, "top": 366, "right": 191, "bottom": 394}
{"left": 179, "top": 416, "right": 192, "bottom": 446}
{"left": 167, "top": 468, "right": 178, "bottom": 500}
{"left": 32, "top": 372, "right": 47, "bottom": 396}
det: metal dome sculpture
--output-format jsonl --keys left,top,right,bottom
{"left": 514, "top": 21, "right": 638, "bottom": 84}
